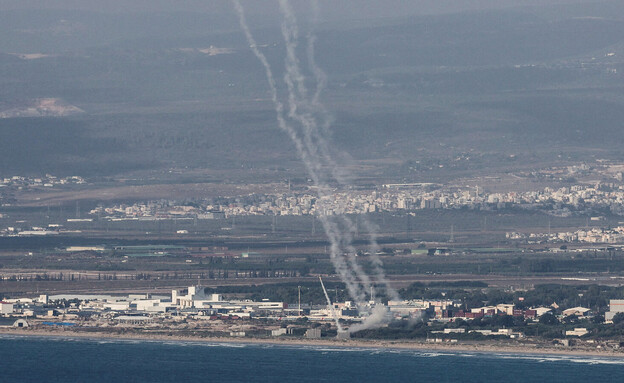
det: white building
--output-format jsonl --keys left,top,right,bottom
{"left": 271, "top": 328, "right": 287, "bottom": 336}
{"left": 133, "top": 299, "right": 168, "bottom": 313}
{"left": 387, "top": 300, "right": 428, "bottom": 318}
{"left": 561, "top": 307, "right": 591, "bottom": 317}
{"left": 565, "top": 328, "right": 589, "bottom": 337}
{"left": 172, "top": 286, "right": 221, "bottom": 308}
{"left": 171, "top": 286, "right": 285, "bottom": 314}
{"left": 305, "top": 328, "right": 322, "bottom": 339}
{"left": 606, "top": 300, "right": 624, "bottom": 322}
{"left": 0, "top": 301, "right": 14, "bottom": 314}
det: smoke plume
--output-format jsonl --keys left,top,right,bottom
{"left": 233, "top": 0, "right": 400, "bottom": 331}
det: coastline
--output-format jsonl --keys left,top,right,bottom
{"left": 1, "top": 328, "right": 622, "bottom": 358}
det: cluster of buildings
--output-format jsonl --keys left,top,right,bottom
{"left": 2, "top": 285, "right": 621, "bottom": 340}
{"left": 82, "top": 182, "right": 624, "bottom": 221}
{"left": 88, "top": 201, "right": 225, "bottom": 222}
{"left": 0, "top": 223, "right": 85, "bottom": 237}
{"left": 508, "top": 227, "right": 624, "bottom": 244}
{"left": 3, "top": 162, "right": 624, "bottom": 220}
{"left": 0, "top": 286, "right": 394, "bottom": 327}
{"left": 0, "top": 174, "right": 86, "bottom": 190}
{"left": 0, "top": 174, "right": 86, "bottom": 208}
{"left": 388, "top": 300, "right": 589, "bottom": 323}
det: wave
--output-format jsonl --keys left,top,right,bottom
{"left": 3, "top": 334, "right": 623, "bottom": 365}
{"left": 484, "top": 352, "right": 624, "bottom": 366}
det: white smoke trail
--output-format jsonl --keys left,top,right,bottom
{"left": 277, "top": 0, "right": 377, "bottom": 306}
{"left": 319, "top": 276, "right": 344, "bottom": 332}
{"left": 307, "top": 0, "right": 326, "bottom": 106}
{"left": 231, "top": 0, "right": 301, "bottom": 157}
{"left": 278, "top": 0, "right": 400, "bottom": 303}
{"left": 232, "top": 0, "right": 366, "bottom": 307}
{"left": 233, "top": 0, "right": 400, "bottom": 330}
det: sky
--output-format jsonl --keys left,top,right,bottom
{"left": 0, "top": 0, "right": 609, "bottom": 15}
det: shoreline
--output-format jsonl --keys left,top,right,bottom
{"left": 1, "top": 329, "right": 623, "bottom": 358}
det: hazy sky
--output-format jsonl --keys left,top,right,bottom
{"left": 0, "top": 0, "right": 609, "bottom": 15}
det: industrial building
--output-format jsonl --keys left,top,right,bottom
{"left": 606, "top": 300, "right": 624, "bottom": 322}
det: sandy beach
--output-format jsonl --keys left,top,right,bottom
{"left": 1, "top": 328, "right": 622, "bottom": 358}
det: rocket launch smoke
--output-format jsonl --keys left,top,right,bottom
{"left": 319, "top": 276, "right": 344, "bottom": 332}
{"left": 233, "top": 0, "right": 399, "bottom": 331}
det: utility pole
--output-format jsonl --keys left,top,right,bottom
{"left": 548, "top": 219, "right": 551, "bottom": 236}
{"left": 298, "top": 285, "right": 301, "bottom": 316}
{"left": 450, "top": 224, "right": 455, "bottom": 243}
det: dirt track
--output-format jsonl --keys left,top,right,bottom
{"left": 16, "top": 182, "right": 287, "bottom": 206}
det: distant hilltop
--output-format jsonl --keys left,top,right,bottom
{"left": 0, "top": 98, "right": 84, "bottom": 118}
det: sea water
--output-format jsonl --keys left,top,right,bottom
{"left": 1, "top": 335, "right": 623, "bottom": 382}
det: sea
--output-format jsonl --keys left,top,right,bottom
{"left": 1, "top": 335, "right": 623, "bottom": 382}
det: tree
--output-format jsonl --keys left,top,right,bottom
{"left": 539, "top": 313, "right": 558, "bottom": 325}
{"left": 613, "top": 312, "right": 624, "bottom": 325}
{"left": 491, "top": 314, "right": 515, "bottom": 328}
